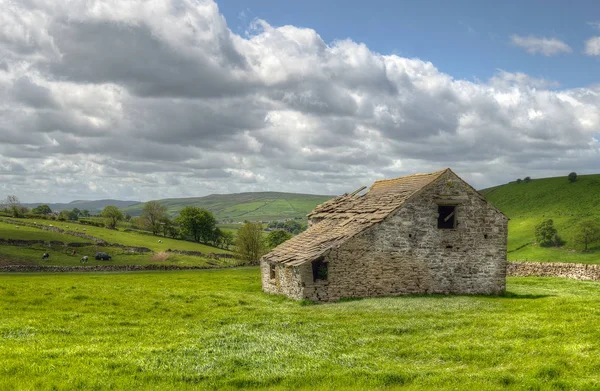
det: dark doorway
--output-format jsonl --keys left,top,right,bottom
{"left": 312, "top": 257, "right": 328, "bottom": 282}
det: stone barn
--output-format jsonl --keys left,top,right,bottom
{"left": 260, "top": 168, "right": 508, "bottom": 302}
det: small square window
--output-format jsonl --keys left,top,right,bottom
{"left": 437, "top": 205, "right": 456, "bottom": 229}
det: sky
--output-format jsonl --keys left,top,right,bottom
{"left": 0, "top": 0, "right": 599, "bottom": 203}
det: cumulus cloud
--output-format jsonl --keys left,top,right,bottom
{"left": 0, "top": 0, "right": 599, "bottom": 203}
{"left": 584, "top": 37, "right": 600, "bottom": 56}
{"left": 510, "top": 35, "right": 572, "bottom": 56}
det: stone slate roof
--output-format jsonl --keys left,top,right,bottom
{"left": 261, "top": 169, "right": 450, "bottom": 266}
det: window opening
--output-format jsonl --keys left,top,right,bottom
{"left": 437, "top": 205, "right": 456, "bottom": 229}
{"left": 269, "top": 264, "right": 276, "bottom": 280}
{"left": 312, "top": 257, "right": 328, "bottom": 282}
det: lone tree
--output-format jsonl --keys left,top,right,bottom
{"left": 574, "top": 220, "right": 600, "bottom": 251}
{"left": 568, "top": 172, "right": 578, "bottom": 183}
{"left": 176, "top": 206, "right": 217, "bottom": 243}
{"left": 67, "top": 209, "right": 79, "bottom": 221}
{"left": 141, "top": 201, "right": 168, "bottom": 235}
{"left": 220, "top": 230, "right": 235, "bottom": 250}
{"left": 236, "top": 222, "right": 265, "bottom": 264}
{"left": 3, "top": 195, "right": 27, "bottom": 218}
{"left": 32, "top": 204, "right": 52, "bottom": 215}
{"left": 266, "top": 230, "right": 293, "bottom": 249}
{"left": 283, "top": 220, "right": 305, "bottom": 234}
{"left": 101, "top": 206, "right": 124, "bottom": 229}
{"left": 534, "top": 219, "right": 562, "bottom": 247}
{"left": 524, "top": 176, "right": 532, "bottom": 183}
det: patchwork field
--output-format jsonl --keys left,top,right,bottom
{"left": 121, "top": 192, "right": 333, "bottom": 221}
{"left": 0, "top": 219, "right": 235, "bottom": 267}
{"left": 1, "top": 268, "right": 599, "bottom": 390}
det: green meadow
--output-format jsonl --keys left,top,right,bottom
{"left": 122, "top": 192, "right": 332, "bottom": 221}
{"left": 1, "top": 268, "right": 599, "bottom": 390}
{"left": 482, "top": 174, "right": 600, "bottom": 263}
{"left": 0, "top": 219, "right": 234, "bottom": 267}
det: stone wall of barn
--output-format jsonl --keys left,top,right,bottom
{"left": 302, "top": 171, "right": 508, "bottom": 302}
{"left": 260, "top": 261, "right": 309, "bottom": 300}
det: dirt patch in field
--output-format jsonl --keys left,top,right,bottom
{"left": 0, "top": 257, "right": 32, "bottom": 266}
{"left": 150, "top": 251, "right": 170, "bottom": 262}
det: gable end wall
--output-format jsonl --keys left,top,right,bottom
{"left": 301, "top": 171, "right": 507, "bottom": 302}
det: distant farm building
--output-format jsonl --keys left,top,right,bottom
{"left": 261, "top": 168, "right": 508, "bottom": 302}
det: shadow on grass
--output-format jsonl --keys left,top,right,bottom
{"left": 500, "top": 291, "right": 553, "bottom": 299}
{"left": 321, "top": 291, "right": 555, "bottom": 304}
{"left": 289, "top": 290, "right": 554, "bottom": 306}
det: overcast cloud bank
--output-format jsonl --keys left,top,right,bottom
{"left": 0, "top": 0, "right": 599, "bottom": 202}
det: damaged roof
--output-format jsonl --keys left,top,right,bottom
{"left": 261, "top": 168, "right": 450, "bottom": 266}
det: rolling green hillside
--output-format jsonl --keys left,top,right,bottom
{"left": 122, "top": 192, "right": 333, "bottom": 222}
{"left": 23, "top": 199, "right": 140, "bottom": 213}
{"left": 481, "top": 174, "right": 600, "bottom": 262}
{"left": 0, "top": 218, "right": 234, "bottom": 267}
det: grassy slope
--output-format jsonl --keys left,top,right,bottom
{"left": 481, "top": 174, "right": 600, "bottom": 263}
{"left": 1, "top": 269, "right": 599, "bottom": 390}
{"left": 0, "top": 219, "right": 233, "bottom": 266}
{"left": 23, "top": 199, "right": 141, "bottom": 213}
{"left": 122, "top": 192, "right": 333, "bottom": 221}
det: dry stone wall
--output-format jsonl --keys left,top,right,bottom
{"left": 507, "top": 262, "right": 600, "bottom": 281}
{"left": 166, "top": 249, "right": 236, "bottom": 258}
{"left": 0, "top": 264, "right": 247, "bottom": 273}
{"left": 301, "top": 171, "right": 508, "bottom": 302}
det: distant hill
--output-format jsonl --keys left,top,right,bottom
{"left": 23, "top": 199, "right": 141, "bottom": 213}
{"left": 122, "top": 192, "right": 334, "bottom": 222}
{"left": 481, "top": 173, "right": 600, "bottom": 262}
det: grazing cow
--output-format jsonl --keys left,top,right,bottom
{"left": 42, "top": 253, "right": 49, "bottom": 260}
{"left": 80, "top": 256, "right": 89, "bottom": 263}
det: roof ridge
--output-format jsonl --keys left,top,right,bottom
{"left": 371, "top": 168, "right": 449, "bottom": 186}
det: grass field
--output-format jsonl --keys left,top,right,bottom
{"left": 122, "top": 192, "right": 332, "bottom": 221}
{"left": 0, "top": 219, "right": 235, "bottom": 267}
{"left": 482, "top": 173, "right": 600, "bottom": 263}
{"left": 0, "top": 221, "right": 79, "bottom": 243}
{"left": 1, "top": 268, "right": 599, "bottom": 390}
{"left": 1, "top": 219, "right": 230, "bottom": 253}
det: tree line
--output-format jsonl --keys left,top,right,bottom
{"left": 0, "top": 195, "right": 94, "bottom": 220}
{"left": 102, "top": 201, "right": 295, "bottom": 258}
{"left": 99, "top": 202, "right": 235, "bottom": 250}
{"left": 1, "top": 195, "right": 296, "bottom": 261}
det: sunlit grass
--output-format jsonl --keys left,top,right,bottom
{"left": 0, "top": 218, "right": 236, "bottom": 266}
{"left": 1, "top": 268, "right": 599, "bottom": 390}
{"left": 122, "top": 192, "right": 332, "bottom": 222}
{"left": 483, "top": 174, "right": 600, "bottom": 263}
